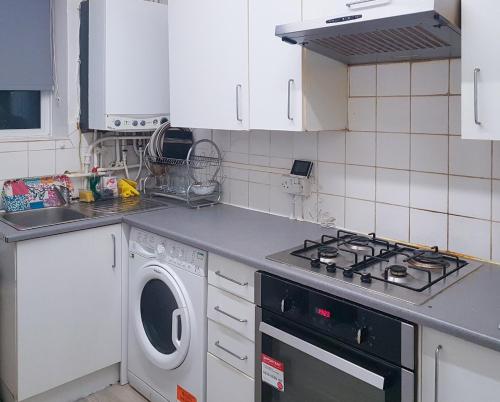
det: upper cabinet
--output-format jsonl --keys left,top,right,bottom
{"left": 169, "top": 0, "right": 347, "bottom": 132}
{"left": 462, "top": 0, "right": 500, "bottom": 140}
{"left": 169, "top": 0, "right": 249, "bottom": 130}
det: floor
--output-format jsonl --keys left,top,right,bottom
{"left": 79, "top": 385, "right": 147, "bottom": 402}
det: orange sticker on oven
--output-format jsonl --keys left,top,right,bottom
{"left": 262, "top": 354, "right": 285, "bottom": 392}
{"left": 177, "top": 385, "right": 197, "bottom": 402}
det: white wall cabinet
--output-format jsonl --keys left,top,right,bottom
{"left": 462, "top": 0, "right": 500, "bottom": 140}
{"left": 169, "top": 0, "right": 249, "bottom": 130}
{"left": 421, "top": 327, "right": 500, "bottom": 402}
{"left": 0, "top": 225, "right": 122, "bottom": 401}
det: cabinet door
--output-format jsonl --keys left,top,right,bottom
{"left": 249, "top": 0, "right": 303, "bottom": 131}
{"left": 421, "top": 327, "right": 500, "bottom": 402}
{"left": 16, "top": 225, "right": 122, "bottom": 400}
{"left": 207, "top": 353, "right": 254, "bottom": 402}
{"left": 169, "top": 0, "right": 249, "bottom": 130}
{"left": 462, "top": 0, "right": 500, "bottom": 140}
{"left": 303, "top": 0, "right": 351, "bottom": 20}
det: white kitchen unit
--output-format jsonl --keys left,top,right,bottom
{"left": 206, "top": 253, "right": 257, "bottom": 402}
{"left": 461, "top": 0, "right": 500, "bottom": 140}
{"left": 249, "top": 0, "right": 347, "bottom": 131}
{"left": 0, "top": 225, "right": 122, "bottom": 401}
{"left": 168, "top": 0, "right": 249, "bottom": 131}
{"left": 421, "top": 327, "right": 500, "bottom": 402}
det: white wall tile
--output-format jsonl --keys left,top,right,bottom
{"left": 0, "top": 151, "right": 28, "bottom": 180}
{"left": 448, "top": 216, "right": 491, "bottom": 259}
{"left": 376, "top": 168, "right": 409, "bottom": 206}
{"left": 213, "top": 130, "right": 230, "bottom": 152}
{"left": 249, "top": 170, "right": 270, "bottom": 185}
{"left": 450, "top": 58, "right": 461, "bottom": 95}
{"left": 192, "top": 128, "right": 212, "bottom": 141}
{"left": 0, "top": 142, "right": 28, "bottom": 153}
{"left": 376, "top": 132, "right": 410, "bottom": 169}
{"left": 28, "top": 150, "right": 56, "bottom": 177}
{"left": 293, "top": 132, "right": 318, "bottom": 160}
{"left": 349, "top": 65, "right": 376, "bottom": 97}
{"left": 269, "top": 156, "right": 291, "bottom": 169}
{"left": 411, "top": 96, "right": 449, "bottom": 134}
{"left": 249, "top": 154, "right": 270, "bottom": 166}
{"left": 348, "top": 98, "right": 376, "bottom": 132}
{"left": 270, "top": 186, "right": 291, "bottom": 217}
{"left": 377, "top": 97, "right": 410, "bottom": 133}
{"left": 318, "top": 162, "right": 345, "bottom": 196}
{"left": 55, "top": 147, "right": 81, "bottom": 174}
{"left": 377, "top": 63, "right": 410, "bottom": 96}
{"left": 230, "top": 131, "right": 249, "bottom": 154}
{"left": 492, "top": 223, "right": 500, "bottom": 262}
{"left": 230, "top": 167, "right": 249, "bottom": 181}
{"left": 494, "top": 142, "right": 500, "bottom": 179}
{"left": 346, "top": 165, "right": 375, "bottom": 201}
{"left": 410, "top": 135, "right": 448, "bottom": 174}
{"left": 28, "top": 140, "right": 56, "bottom": 151}
{"left": 410, "top": 209, "right": 448, "bottom": 250}
{"left": 449, "top": 176, "right": 491, "bottom": 220}
{"left": 449, "top": 136, "right": 491, "bottom": 178}
{"left": 492, "top": 180, "right": 500, "bottom": 222}
{"left": 411, "top": 60, "right": 449, "bottom": 95}
{"left": 346, "top": 131, "right": 376, "bottom": 166}
{"left": 376, "top": 203, "right": 409, "bottom": 241}
{"left": 303, "top": 193, "right": 318, "bottom": 223}
{"left": 225, "top": 152, "right": 249, "bottom": 164}
{"left": 318, "top": 131, "right": 345, "bottom": 163}
{"left": 249, "top": 182, "right": 270, "bottom": 213}
{"left": 449, "top": 96, "right": 461, "bottom": 135}
{"left": 229, "top": 179, "right": 249, "bottom": 208}
{"left": 270, "top": 131, "right": 294, "bottom": 158}
{"left": 318, "top": 194, "right": 345, "bottom": 227}
{"left": 345, "top": 198, "right": 375, "bottom": 234}
{"left": 410, "top": 172, "right": 448, "bottom": 213}
{"left": 249, "top": 130, "right": 270, "bottom": 156}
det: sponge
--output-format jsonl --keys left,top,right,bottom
{"left": 79, "top": 189, "right": 95, "bottom": 203}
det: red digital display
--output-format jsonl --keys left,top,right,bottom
{"left": 315, "top": 307, "right": 332, "bottom": 319}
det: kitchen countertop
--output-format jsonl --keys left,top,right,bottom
{"left": 2, "top": 201, "right": 499, "bottom": 353}
{"left": 123, "top": 204, "right": 500, "bottom": 353}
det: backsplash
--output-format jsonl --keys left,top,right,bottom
{"left": 206, "top": 59, "right": 500, "bottom": 263}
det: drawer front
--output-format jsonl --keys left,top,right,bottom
{"left": 208, "top": 285, "right": 256, "bottom": 341}
{"left": 208, "top": 253, "right": 256, "bottom": 302}
{"left": 208, "top": 320, "right": 255, "bottom": 378}
{"left": 207, "top": 353, "right": 254, "bottom": 402}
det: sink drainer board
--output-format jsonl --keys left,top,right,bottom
{"left": 1, "top": 175, "right": 74, "bottom": 212}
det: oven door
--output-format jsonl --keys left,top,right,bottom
{"left": 256, "top": 309, "right": 414, "bottom": 402}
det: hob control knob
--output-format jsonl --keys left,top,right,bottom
{"left": 280, "top": 297, "right": 292, "bottom": 313}
{"left": 310, "top": 258, "right": 321, "bottom": 269}
{"left": 140, "top": 120, "right": 146, "bottom": 126}
{"left": 356, "top": 327, "right": 368, "bottom": 345}
{"left": 343, "top": 268, "right": 354, "bottom": 278}
{"left": 326, "top": 263, "right": 336, "bottom": 273}
{"left": 157, "top": 244, "right": 166, "bottom": 255}
{"left": 132, "top": 120, "right": 138, "bottom": 127}
{"left": 114, "top": 120, "right": 121, "bottom": 127}
{"left": 361, "top": 273, "right": 372, "bottom": 283}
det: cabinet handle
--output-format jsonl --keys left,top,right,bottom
{"left": 215, "top": 270, "right": 248, "bottom": 287}
{"left": 474, "top": 68, "right": 481, "bottom": 125}
{"left": 214, "top": 306, "right": 248, "bottom": 323}
{"left": 287, "top": 79, "right": 294, "bottom": 121}
{"left": 111, "top": 234, "right": 116, "bottom": 269}
{"left": 236, "top": 84, "right": 243, "bottom": 122}
{"left": 346, "top": 0, "right": 378, "bottom": 7}
{"left": 215, "top": 341, "right": 248, "bottom": 361}
{"left": 434, "top": 345, "right": 443, "bottom": 402}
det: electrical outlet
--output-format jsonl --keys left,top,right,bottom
{"left": 281, "top": 175, "right": 311, "bottom": 196}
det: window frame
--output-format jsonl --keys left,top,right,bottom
{"left": 0, "top": 91, "right": 52, "bottom": 141}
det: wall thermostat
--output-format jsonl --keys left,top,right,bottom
{"left": 290, "top": 160, "right": 313, "bottom": 178}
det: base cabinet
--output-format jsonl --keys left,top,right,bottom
{"left": 207, "top": 353, "right": 254, "bottom": 402}
{"left": 421, "top": 327, "right": 500, "bottom": 402}
{"left": 0, "top": 225, "right": 122, "bottom": 401}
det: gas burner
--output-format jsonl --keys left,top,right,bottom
{"left": 318, "top": 246, "right": 339, "bottom": 264}
{"left": 389, "top": 265, "right": 408, "bottom": 277}
{"left": 407, "top": 250, "right": 451, "bottom": 271}
{"left": 343, "top": 236, "right": 373, "bottom": 252}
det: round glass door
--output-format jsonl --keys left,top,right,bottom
{"left": 134, "top": 264, "right": 191, "bottom": 369}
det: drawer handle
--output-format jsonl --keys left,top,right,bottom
{"left": 214, "top": 306, "right": 248, "bottom": 323}
{"left": 215, "top": 340, "right": 248, "bottom": 361}
{"left": 346, "top": 0, "right": 378, "bottom": 7}
{"left": 434, "top": 345, "right": 443, "bottom": 402}
{"left": 474, "top": 68, "right": 481, "bottom": 125}
{"left": 215, "top": 270, "right": 248, "bottom": 287}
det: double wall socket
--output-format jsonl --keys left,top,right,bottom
{"left": 281, "top": 175, "right": 311, "bottom": 196}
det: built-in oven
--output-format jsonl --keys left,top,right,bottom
{"left": 255, "top": 272, "right": 416, "bottom": 402}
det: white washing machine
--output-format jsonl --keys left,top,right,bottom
{"left": 128, "top": 228, "right": 207, "bottom": 402}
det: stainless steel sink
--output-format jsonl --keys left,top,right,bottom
{"left": 0, "top": 207, "right": 91, "bottom": 231}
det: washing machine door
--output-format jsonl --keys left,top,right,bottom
{"left": 133, "top": 263, "right": 191, "bottom": 370}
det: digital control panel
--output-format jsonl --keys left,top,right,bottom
{"left": 105, "top": 115, "right": 169, "bottom": 131}
{"left": 130, "top": 228, "right": 207, "bottom": 277}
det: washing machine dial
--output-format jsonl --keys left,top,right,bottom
{"left": 157, "top": 244, "right": 166, "bottom": 256}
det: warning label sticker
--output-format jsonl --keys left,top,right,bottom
{"left": 261, "top": 354, "right": 285, "bottom": 392}
{"left": 177, "top": 385, "right": 197, "bottom": 402}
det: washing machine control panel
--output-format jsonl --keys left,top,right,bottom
{"left": 130, "top": 228, "right": 208, "bottom": 277}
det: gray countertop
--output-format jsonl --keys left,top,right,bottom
{"left": 123, "top": 204, "right": 500, "bottom": 353}
{"left": 2, "top": 201, "right": 499, "bottom": 352}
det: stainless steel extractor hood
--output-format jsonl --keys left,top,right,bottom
{"left": 276, "top": 0, "right": 461, "bottom": 65}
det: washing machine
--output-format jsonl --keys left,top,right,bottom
{"left": 128, "top": 227, "right": 207, "bottom": 402}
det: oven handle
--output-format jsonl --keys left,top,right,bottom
{"left": 259, "top": 322, "right": 385, "bottom": 390}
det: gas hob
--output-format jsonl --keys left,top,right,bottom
{"left": 266, "top": 230, "right": 482, "bottom": 305}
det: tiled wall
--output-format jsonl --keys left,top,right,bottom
{"left": 205, "top": 58, "right": 500, "bottom": 262}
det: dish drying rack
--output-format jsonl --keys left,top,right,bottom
{"left": 144, "top": 139, "right": 223, "bottom": 208}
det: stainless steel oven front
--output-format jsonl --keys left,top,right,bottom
{"left": 255, "top": 272, "right": 416, "bottom": 402}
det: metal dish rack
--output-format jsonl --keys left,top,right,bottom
{"left": 144, "top": 139, "right": 223, "bottom": 208}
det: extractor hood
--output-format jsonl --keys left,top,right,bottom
{"left": 275, "top": 0, "right": 461, "bottom": 65}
